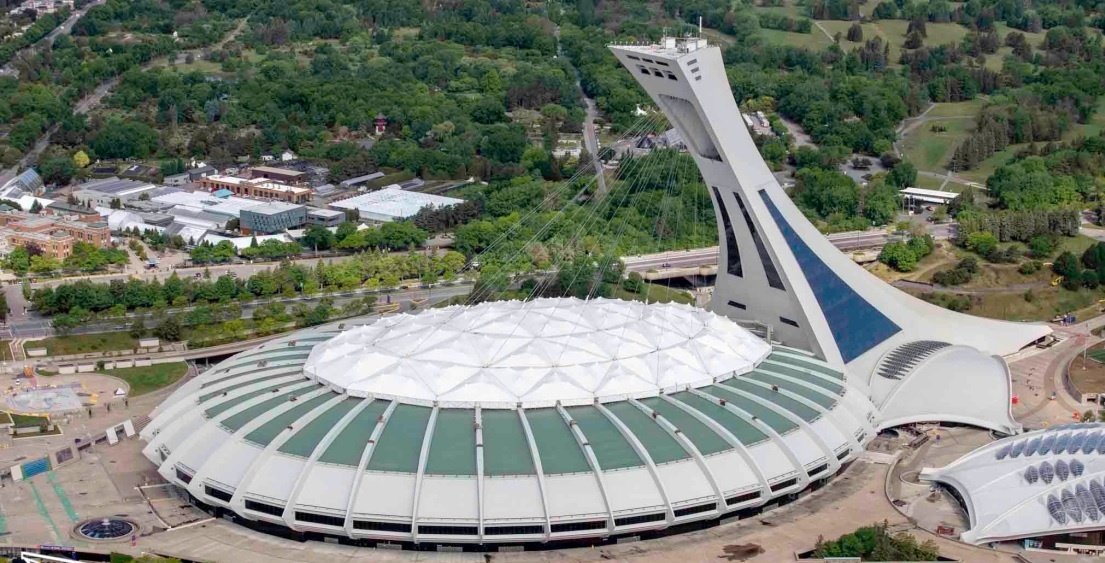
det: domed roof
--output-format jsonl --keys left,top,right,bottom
{"left": 302, "top": 298, "right": 771, "bottom": 407}
{"left": 140, "top": 299, "right": 872, "bottom": 546}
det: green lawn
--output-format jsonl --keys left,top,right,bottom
{"left": 99, "top": 362, "right": 188, "bottom": 396}
{"left": 30, "top": 332, "right": 138, "bottom": 357}
{"left": 0, "top": 341, "right": 11, "bottom": 361}
{"left": 817, "top": 20, "right": 968, "bottom": 65}
{"left": 926, "top": 99, "right": 985, "bottom": 118}
{"left": 901, "top": 118, "right": 975, "bottom": 171}
{"left": 755, "top": 28, "right": 832, "bottom": 50}
{"left": 1087, "top": 349, "right": 1105, "bottom": 364}
{"left": 913, "top": 174, "right": 973, "bottom": 193}
{"left": 11, "top": 413, "right": 49, "bottom": 428}
{"left": 611, "top": 282, "right": 695, "bottom": 305}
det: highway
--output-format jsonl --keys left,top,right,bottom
{"left": 623, "top": 222, "right": 957, "bottom": 277}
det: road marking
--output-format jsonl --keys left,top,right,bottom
{"left": 47, "top": 471, "right": 79, "bottom": 522}
{"left": 29, "top": 480, "right": 62, "bottom": 541}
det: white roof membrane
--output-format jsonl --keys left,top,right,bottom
{"left": 302, "top": 298, "right": 772, "bottom": 407}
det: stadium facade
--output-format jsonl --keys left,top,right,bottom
{"left": 921, "top": 423, "right": 1105, "bottom": 546}
{"left": 141, "top": 37, "right": 1052, "bottom": 549}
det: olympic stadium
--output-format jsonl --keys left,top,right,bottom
{"left": 139, "top": 35, "right": 1055, "bottom": 551}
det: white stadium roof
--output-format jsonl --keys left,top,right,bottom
{"left": 922, "top": 423, "right": 1105, "bottom": 545}
{"left": 303, "top": 298, "right": 771, "bottom": 408}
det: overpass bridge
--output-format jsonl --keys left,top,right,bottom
{"left": 623, "top": 229, "right": 895, "bottom": 281}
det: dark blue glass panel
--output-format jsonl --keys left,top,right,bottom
{"left": 735, "top": 191, "right": 784, "bottom": 289}
{"left": 759, "top": 191, "right": 901, "bottom": 363}
{"left": 711, "top": 187, "right": 742, "bottom": 277}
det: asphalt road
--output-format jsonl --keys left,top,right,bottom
{"left": 0, "top": 0, "right": 106, "bottom": 76}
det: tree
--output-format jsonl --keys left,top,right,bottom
{"left": 90, "top": 118, "right": 159, "bottom": 159}
{"left": 302, "top": 224, "right": 336, "bottom": 251}
{"left": 129, "top": 319, "right": 145, "bottom": 338}
{"left": 1053, "top": 251, "right": 1081, "bottom": 278}
{"left": 964, "top": 231, "right": 998, "bottom": 257}
{"left": 479, "top": 123, "right": 528, "bottom": 164}
{"left": 847, "top": 23, "right": 863, "bottom": 42}
{"left": 52, "top": 314, "right": 78, "bottom": 336}
{"left": 154, "top": 316, "right": 182, "bottom": 341}
{"left": 72, "top": 150, "right": 90, "bottom": 169}
{"left": 28, "top": 200, "right": 42, "bottom": 214}
{"left": 40, "top": 156, "right": 77, "bottom": 185}
{"left": 886, "top": 161, "right": 917, "bottom": 188}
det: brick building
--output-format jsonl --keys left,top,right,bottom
{"left": 199, "top": 175, "right": 311, "bottom": 204}
{"left": 0, "top": 213, "right": 111, "bottom": 259}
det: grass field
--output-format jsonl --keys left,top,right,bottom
{"left": 913, "top": 174, "right": 974, "bottom": 192}
{"left": 611, "top": 282, "right": 695, "bottom": 305}
{"left": 757, "top": 27, "right": 833, "bottom": 50}
{"left": 926, "top": 99, "right": 985, "bottom": 118}
{"left": 11, "top": 413, "right": 49, "bottom": 428}
{"left": 901, "top": 118, "right": 975, "bottom": 171}
{"left": 816, "top": 20, "right": 968, "bottom": 64}
{"left": 99, "top": 362, "right": 188, "bottom": 396}
{"left": 30, "top": 332, "right": 138, "bottom": 357}
{"left": 1088, "top": 349, "right": 1105, "bottom": 364}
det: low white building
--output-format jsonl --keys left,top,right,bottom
{"left": 328, "top": 186, "right": 463, "bottom": 223}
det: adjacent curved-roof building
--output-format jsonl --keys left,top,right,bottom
{"left": 141, "top": 298, "right": 1025, "bottom": 548}
{"left": 142, "top": 299, "right": 883, "bottom": 546}
{"left": 922, "top": 424, "right": 1105, "bottom": 545}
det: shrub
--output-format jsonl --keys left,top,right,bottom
{"left": 1029, "top": 235, "right": 1058, "bottom": 258}
{"left": 1019, "top": 260, "right": 1041, "bottom": 275}
{"left": 965, "top": 231, "right": 998, "bottom": 257}
{"left": 922, "top": 292, "right": 971, "bottom": 312}
{"left": 932, "top": 267, "right": 972, "bottom": 285}
{"left": 1083, "top": 270, "right": 1100, "bottom": 289}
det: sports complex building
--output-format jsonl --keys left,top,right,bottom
{"left": 140, "top": 36, "right": 1057, "bottom": 550}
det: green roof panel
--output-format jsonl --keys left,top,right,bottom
{"left": 425, "top": 409, "right": 477, "bottom": 476}
{"left": 245, "top": 392, "right": 336, "bottom": 447}
{"left": 726, "top": 377, "right": 823, "bottom": 421}
{"left": 703, "top": 384, "right": 797, "bottom": 434}
{"left": 204, "top": 382, "right": 294, "bottom": 419}
{"left": 220, "top": 385, "right": 316, "bottom": 433}
{"left": 318, "top": 400, "right": 392, "bottom": 466}
{"left": 767, "top": 351, "right": 843, "bottom": 380}
{"left": 639, "top": 397, "right": 730, "bottom": 455}
{"left": 746, "top": 370, "right": 835, "bottom": 410}
{"left": 202, "top": 361, "right": 306, "bottom": 389}
{"left": 367, "top": 404, "right": 432, "bottom": 473}
{"left": 279, "top": 397, "right": 363, "bottom": 457}
{"left": 199, "top": 372, "right": 299, "bottom": 403}
{"left": 604, "top": 402, "right": 687, "bottom": 464}
{"left": 566, "top": 406, "right": 642, "bottom": 470}
{"left": 759, "top": 361, "right": 844, "bottom": 395}
{"left": 525, "top": 408, "right": 589, "bottom": 475}
{"left": 668, "top": 392, "right": 768, "bottom": 446}
{"left": 482, "top": 409, "right": 535, "bottom": 476}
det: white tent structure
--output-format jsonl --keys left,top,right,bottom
{"left": 922, "top": 423, "right": 1105, "bottom": 545}
{"left": 304, "top": 299, "right": 771, "bottom": 407}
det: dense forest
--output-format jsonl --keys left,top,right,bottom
{"left": 2, "top": 0, "right": 1105, "bottom": 279}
